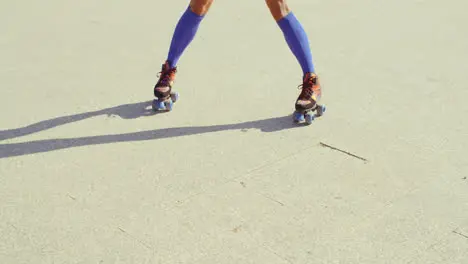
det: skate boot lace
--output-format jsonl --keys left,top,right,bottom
{"left": 156, "top": 67, "right": 176, "bottom": 88}
{"left": 297, "top": 75, "right": 317, "bottom": 99}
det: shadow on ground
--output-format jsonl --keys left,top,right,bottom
{"left": 0, "top": 101, "right": 157, "bottom": 141}
{"left": 0, "top": 101, "right": 304, "bottom": 159}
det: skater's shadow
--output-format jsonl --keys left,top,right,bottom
{"left": 0, "top": 101, "right": 303, "bottom": 159}
{"left": 0, "top": 101, "right": 157, "bottom": 141}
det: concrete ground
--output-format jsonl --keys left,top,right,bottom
{"left": 1, "top": 0, "right": 467, "bottom": 263}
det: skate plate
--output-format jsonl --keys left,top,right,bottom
{"left": 152, "top": 92, "right": 179, "bottom": 112}
{"left": 293, "top": 104, "right": 326, "bottom": 125}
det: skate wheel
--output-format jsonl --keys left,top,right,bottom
{"left": 152, "top": 99, "right": 166, "bottom": 111}
{"left": 170, "top": 92, "right": 179, "bottom": 103}
{"left": 164, "top": 100, "right": 174, "bottom": 111}
{"left": 305, "top": 113, "right": 315, "bottom": 124}
{"left": 316, "top": 104, "right": 326, "bottom": 117}
{"left": 293, "top": 111, "right": 305, "bottom": 123}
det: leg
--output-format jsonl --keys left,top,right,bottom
{"left": 153, "top": 0, "right": 214, "bottom": 105}
{"left": 167, "top": 0, "right": 214, "bottom": 68}
{"left": 265, "top": 0, "right": 323, "bottom": 123}
{"left": 265, "top": 0, "right": 315, "bottom": 75}
{"left": 189, "top": 0, "right": 214, "bottom": 16}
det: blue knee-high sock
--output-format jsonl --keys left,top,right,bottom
{"left": 277, "top": 12, "right": 315, "bottom": 75}
{"left": 167, "top": 6, "right": 205, "bottom": 68}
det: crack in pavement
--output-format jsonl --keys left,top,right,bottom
{"left": 453, "top": 230, "right": 468, "bottom": 239}
{"left": 258, "top": 193, "right": 285, "bottom": 206}
{"left": 320, "top": 142, "right": 369, "bottom": 162}
{"left": 117, "top": 227, "right": 153, "bottom": 250}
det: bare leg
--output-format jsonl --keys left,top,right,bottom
{"left": 265, "top": 0, "right": 291, "bottom": 21}
{"left": 190, "top": 0, "right": 214, "bottom": 15}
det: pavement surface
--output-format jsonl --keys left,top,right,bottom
{"left": 1, "top": 0, "right": 467, "bottom": 263}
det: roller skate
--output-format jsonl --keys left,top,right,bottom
{"left": 293, "top": 72, "right": 326, "bottom": 125}
{"left": 152, "top": 61, "right": 179, "bottom": 112}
